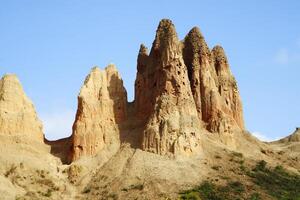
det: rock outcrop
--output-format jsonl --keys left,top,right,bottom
{"left": 183, "top": 26, "right": 244, "bottom": 133}
{"left": 0, "top": 74, "right": 43, "bottom": 141}
{"left": 135, "top": 19, "right": 202, "bottom": 156}
{"left": 279, "top": 128, "right": 300, "bottom": 143}
{"left": 69, "top": 19, "right": 245, "bottom": 160}
{"left": 134, "top": 19, "right": 244, "bottom": 156}
{"left": 69, "top": 65, "right": 127, "bottom": 162}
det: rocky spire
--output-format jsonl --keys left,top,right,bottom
{"left": 150, "top": 19, "right": 182, "bottom": 66}
{"left": 135, "top": 19, "right": 202, "bottom": 156}
{"left": 182, "top": 25, "right": 245, "bottom": 133}
{"left": 211, "top": 45, "right": 244, "bottom": 130}
{"left": 183, "top": 26, "right": 215, "bottom": 120}
{"left": 0, "top": 74, "right": 43, "bottom": 141}
{"left": 69, "top": 65, "right": 127, "bottom": 162}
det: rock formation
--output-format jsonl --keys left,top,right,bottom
{"left": 133, "top": 19, "right": 245, "bottom": 156}
{"left": 183, "top": 27, "right": 244, "bottom": 133}
{"left": 0, "top": 74, "right": 43, "bottom": 141}
{"left": 135, "top": 19, "right": 202, "bottom": 156}
{"left": 69, "top": 65, "right": 127, "bottom": 162}
{"left": 69, "top": 19, "right": 245, "bottom": 160}
{"left": 279, "top": 128, "right": 300, "bottom": 143}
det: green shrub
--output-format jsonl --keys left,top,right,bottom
{"left": 180, "top": 181, "right": 246, "bottom": 200}
{"left": 249, "top": 161, "right": 300, "bottom": 200}
{"left": 253, "top": 160, "right": 267, "bottom": 171}
{"left": 82, "top": 187, "right": 91, "bottom": 194}
{"left": 212, "top": 166, "right": 221, "bottom": 171}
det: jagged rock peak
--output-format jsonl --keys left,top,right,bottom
{"left": 184, "top": 26, "right": 210, "bottom": 57}
{"left": 139, "top": 44, "right": 148, "bottom": 55}
{"left": 137, "top": 44, "right": 149, "bottom": 73}
{"left": 70, "top": 65, "right": 127, "bottom": 162}
{"left": 212, "top": 45, "right": 229, "bottom": 71}
{"left": 150, "top": 19, "right": 181, "bottom": 64}
{"left": 154, "top": 19, "right": 178, "bottom": 42}
{"left": 0, "top": 74, "right": 43, "bottom": 141}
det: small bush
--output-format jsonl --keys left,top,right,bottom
{"left": 82, "top": 187, "right": 91, "bottom": 194}
{"left": 43, "top": 189, "right": 52, "bottom": 197}
{"left": 253, "top": 160, "right": 267, "bottom": 171}
{"left": 249, "top": 161, "right": 300, "bottom": 199}
{"left": 231, "top": 152, "right": 243, "bottom": 158}
{"left": 5, "top": 164, "right": 17, "bottom": 177}
{"left": 180, "top": 191, "right": 202, "bottom": 200}
{"left": 250, "top": 193, "right": 261, "bottom": 200}
{"left": 180, "top": 181, "right": 246, "bottom": 200}
{"left": 212, "top": 166, "right": 221, "bottom": 171}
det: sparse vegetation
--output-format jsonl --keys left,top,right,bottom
{"left": 180, "top": 160, "right": 300, "bottom": 200}
{"left": 5, "top": 164, "right": 17, "bottom": 177}
{"left": 211, "top": 166, "right": 221, "bottom": 171}
{"left": 65, "top": 164, "right": 83, "bottom": 184}
{"left": 43, "top": 189, "right": 52, "bottom": 197}
{"left": 82, "top": 187, "right": 91, "bottom": 194}
{"left": 231, "top": 151, "right": 243, "bottom": 158}
{"left": 248, "top": 161, "right": 300, "bottom": 200}
{"left": 121, "top": 183, "right": 144, "bottom": 192}
{"left": 180, "top": 180, "right": 248, "bottom": 200}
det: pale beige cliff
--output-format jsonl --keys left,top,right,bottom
{"left": 69, "top": 65, "right": 127, "bottom": 162}
{"left": 0, "top": 74, "right": 44, "bottom": 141}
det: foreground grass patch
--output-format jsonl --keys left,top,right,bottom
{"left": 248, "top": 161, "right": 300, "bottom": 200}
{"left": 180, "top": 181, "right": 252, "bottom": 200}
{"left": 180, "top": 161, "right": 300, "bottom": 200}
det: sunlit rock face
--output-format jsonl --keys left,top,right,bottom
{"left": 135, "top": 19, "right": 244, "bottom": 156}
{"left": 0, "top": 74, "right": 44, "bottom": 141}
{"left": 183, "top": 26, "right": 244, "bottom": 133}
{"left": 69, "top": 19, "right": 245, "bottom": 160}
{"left": 135, "top": 19, "right": 202, "bottom": 156}
{"left": 70, "top": 65, "right": 127, "bottom": 162}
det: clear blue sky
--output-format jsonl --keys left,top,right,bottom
{"left": 0, "top": 0, "right": 299, "bottom": 140}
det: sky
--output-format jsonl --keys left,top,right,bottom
{"left": 0, "top": 0, "right": 299, "bottom": 141}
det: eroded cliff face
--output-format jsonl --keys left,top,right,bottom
{"left": 0, "top": 74, "right": 44, "bottom": 141}
{"left": 135, "top": 19, "right": 202, "bottom": 156}
{"left": 66, "top": 19, "right": 245, "bottom": 160}
{"left": 69, "top": 65, "right": 127, "bottom": 162}
{"left": 183, "top": 27, "right": 244, "bottom": 133}
{"left": 134, "top": 19, "right": 244, "bottom": 155}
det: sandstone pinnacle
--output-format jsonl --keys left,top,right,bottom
{"left": 0, "top": 74, "right": 44, "bottom": 141}
{"left": 136, "top": 19, "right": 202, "bottom": 156}
{"left": 69, "top": 19, "right": 245, "bottom": 160}
{"left": 69, "top": 65, "right": 127, "bottom": 162}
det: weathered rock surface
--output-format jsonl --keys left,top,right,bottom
{"left": 69, "top": 65, "right": 127, "bottom": 162}
{"left": 69, "top": 19, "right": 245, "bottom": 160}
{"left": 0, "top": 74, "right": 43, "bottom": 141}
{"left": 135, "top": 19, "right": 202, "bottom": 156}
{"left": 183, "top": 27, "right": 244, "bottom": 133}
{"left": 134, "top": 19, "right": 244, "bottom": 156}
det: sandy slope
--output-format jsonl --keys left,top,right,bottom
{"left": 0, "top": 129, "right": 299, "bottom": 200}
